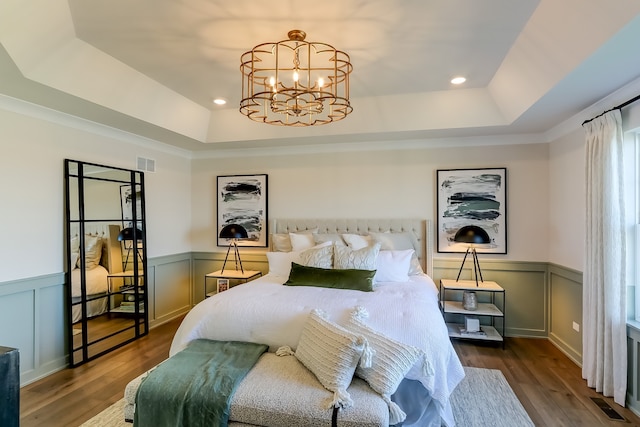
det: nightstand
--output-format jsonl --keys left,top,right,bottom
{"left": 107, "top": 271, "right": 145, "bottom": 314}
{"left": 204, "top": 269, "right": 262, "bottom": 298}
{"left": 439, "top": 278, "right": 505, "bottom": 347}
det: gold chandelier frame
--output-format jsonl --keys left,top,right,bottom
{"left": 240, "top": 30, "right": 353, "bottom": 126}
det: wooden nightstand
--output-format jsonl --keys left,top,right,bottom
{"left": 204, "top": 269, "right": 262, "bottom": 298}
{"left": 439, "top": 279, "right": 505, "bottom": 347}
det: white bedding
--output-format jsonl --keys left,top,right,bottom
{"left": 70, "top": 265, "right": 110, "bottom": 323}
{"left": 170, "top": 273, "right": 465, "bottom": 426}
{"left": 71, "top": 265, "right": 109, "bottom": 297}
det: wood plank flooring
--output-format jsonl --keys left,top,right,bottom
{"left": 20, "top": 316, "right": 640, "bottom": 426}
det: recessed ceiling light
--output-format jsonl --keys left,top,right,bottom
{"left": 451, "top": 77, "right": 466, "bottom": 85}
{"left": 213, "top": 98, "right": 227, "bottom": 105}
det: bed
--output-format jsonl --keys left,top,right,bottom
{"left": 69, "top": 224, "right": 123, "bottom": 323}
{"left": 168, "top": 219, "right": 465, "bottom": 426}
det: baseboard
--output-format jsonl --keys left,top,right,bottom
{"left": 549, "top": 332, "right": 582, "bottom": 366}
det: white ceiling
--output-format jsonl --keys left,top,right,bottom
{"left": 1, "top": 0, "right": 640, "bottom": 153}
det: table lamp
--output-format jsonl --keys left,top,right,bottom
{"left": 219, "top": 224, "right": 248, "bottom": 273}
{"left": 117, "top": 227, "right": 144, "bottom": 271}
{"left": 454, "top": 225, "right": 491, "bottom": 286}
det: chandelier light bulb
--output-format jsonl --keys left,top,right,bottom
{"left": 269, "top": 76, "right": 275, "bottom": 86}
{"left": 318, "top": 77, "right": 324, "bottom": 88}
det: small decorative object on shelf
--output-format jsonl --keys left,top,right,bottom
{"left": 217, "top": 279, "right": 230, "bottom": 293}
{"left": 462, "top": 291, "right": 478, "bottom": 311}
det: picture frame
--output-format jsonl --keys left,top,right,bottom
{"left": 217, "top": 174, "right": 268, "bottom": 247}
{"left": 217, "top": 279, "right": 229, "bottom": 293}
{"left": 436, "top": 168, "right": 507, "bottom": 254}
{"left": 120, "top": 184, "right": 142, "bottom": 226}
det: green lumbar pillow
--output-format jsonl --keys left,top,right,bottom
{"left": 284, "top": 263, "right": 375, "bottom": 292}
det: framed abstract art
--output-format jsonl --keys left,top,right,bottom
{"left": 436, "top": 168, "right": 507, "bottom": 254}
{"left": 217, "top": 174, "right": 268, "bottom": 247}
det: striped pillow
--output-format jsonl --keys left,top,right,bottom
{"left": 343, "top": 306, "right": 425, "bottom": 425}
{"left": 276, "top": 309, "right": 371, "bottom": 409}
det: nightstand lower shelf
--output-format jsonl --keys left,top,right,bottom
{"left": 446, "top": 323, "right": 503, "bottom": 342}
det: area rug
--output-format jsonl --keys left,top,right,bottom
{"left": 80, "top": 367, "right": 533, "bottom": 426}
{"left": 450, "top": 367, "right": 534, "bottom": 427}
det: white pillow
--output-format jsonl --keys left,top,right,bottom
{"left": 298, "top": 242, "right": 333, "bottom": 269}
{"left": 369, "top": 232, "right": 423, "bottom": 275}
{"left": 266, "top": 251, "right": 300, "bottom": 276}
{"left": 334, "top": 243, "right": 381, "bottom": 270}
{"left": 276, "top": 309, "right": 371, "bottom": 409}
{"left": 266, "top": 242, "right": 333, "bottom": 276}
{"left": 70, "top": 252, "right": 80, "bottom": 270}
{"left": 374, "top": 250, "right": 413, "bottom": 282}
{"left": 289, "top": 232, "right": 316, "bottom": 251}
{"left": 341, "top": 233, "right": 373, "bottom": 250}
{"left": 313, "top": 233, "right": 346, "bottom": 246}
{"left": 70, "top": 235, "right": 80, "bottom": 253}
{"left": 343, "top": 306, "right": 425, "bottom": 425}
{"left": 84, "top": 235, "right": 103, "bottom": 270}
{"left": 271, "top": 233, "right": 293, "bottom": 252}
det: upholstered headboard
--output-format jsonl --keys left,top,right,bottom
{"left": 271, "top": 218, "right": 433, "bottom": 277}
{"left": 69, "top": 223, "right": 123, "bottom": 274}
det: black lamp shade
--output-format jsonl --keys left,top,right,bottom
{"left": 118, "top": 227, "right": 143, "bottom": 241}
{"left": 219, "top": 224, "right": 248, "bottom": 240}
{"left": 453, "top": 225, "right": 491, "bottom": 244}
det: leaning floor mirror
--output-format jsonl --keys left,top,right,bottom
{"left": 64, "top": 159, "right": 148, "bottom": 367}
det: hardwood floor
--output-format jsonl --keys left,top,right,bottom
{"left": 20, "top": 317, "right": 640, "bottom": 426}
{"left": 454, "top": 338, "right": 640, "bottom": 426}
{"left": 20, "top": 317, "right": 182, "bottom": 427}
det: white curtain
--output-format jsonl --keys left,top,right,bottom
{"left": 582, "top": 109, "right": 627, "bottom": 406}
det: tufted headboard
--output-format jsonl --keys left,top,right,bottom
{"left": 271, "top": 218, "right": 433, "bottom": 278}
{"left": 69, "top": 223, "right": 123, "bottom": 274}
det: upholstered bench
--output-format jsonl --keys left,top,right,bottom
{"left": 124, "top": 352, "right": 389, "bottom": 427}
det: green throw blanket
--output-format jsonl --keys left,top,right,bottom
{"left": 134, "top": 339, "right": 268, "bottom": 427}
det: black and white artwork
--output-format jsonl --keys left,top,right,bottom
{"left": 120, "top": 184, "right": 143, "bottom": 225}
{"left": 217, "top": 174, "right": 268, "bottom": 247}
{"left": 437, "top": 168, "right": 507, "bottom": 253}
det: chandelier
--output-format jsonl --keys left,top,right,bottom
{"left": 240, "top": 30, "right": 353, "bottom": 126}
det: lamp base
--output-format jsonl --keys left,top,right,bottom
{"left": 455, "top": 247, "right": 484, "bottom": 286}
{"left": 221, "top": 241, "right": 244, "bottom": 274}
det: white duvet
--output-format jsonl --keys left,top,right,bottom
{"left": 170, "top": 273, "right": 465, "bottom": 426}
{"left": 71, "top": 265, "right": 109, "bottom": 297}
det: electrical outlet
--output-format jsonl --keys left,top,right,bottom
{"left": 573, "top": 321, "right": 580, "bottom": 332}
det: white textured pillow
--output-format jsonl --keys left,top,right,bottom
{"left": 84, "top": 235, "right": 103, "bottom": 270}
{"left": 70, "top": 252, "right": 80, "bottom": 270}
{"left": 298, "top": 242, "right": 333, "bottom": 269}
{"left": 276, "top": 309, "right": 371, "bottom": 409}
{"left": 267, "top": 242, "right": 333, "bottom": 275}
{"left": 374, "top": 250, "right": 413, "bottom": 282}
{"left": 334, "top": 243, "right": 381, "bottom": 270}
{"left": 289, "top": 232, "right": 316, "bottom": 251}
{"left": 313, "top": 233, "right": 346, "bottom": 246}
{"left": 344, "top": 306, "right": 425, "bottom": 424}
{"left": 266, "top": 251, "right": 300, "bottom": 276}
{"left": 70, "top": 235, "right": 80, "bottom": 253}
{"left": 271, "top": 233, "right": 293, "bottom": 252}
{"left": 369, "top": 232, "right": 423, "bottom": 275}
{"left": 341, "top": 233, "right": 373, "bottom": 250}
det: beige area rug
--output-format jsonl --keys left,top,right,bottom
{"left": 81, "top": 367, "right": 533, "bottom": 426}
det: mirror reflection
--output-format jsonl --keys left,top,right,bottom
{"left": 65, "top": 159, "right": 148, "bottom": 367}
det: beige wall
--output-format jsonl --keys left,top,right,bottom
{"left": 548, "top": 128, "right": 585, "bottom": 271}
{"left": 0, "top": 98, "right": 192, "bottom": 282}
{"left": 192, "top": 143, "right": 550, "bottom": 263}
